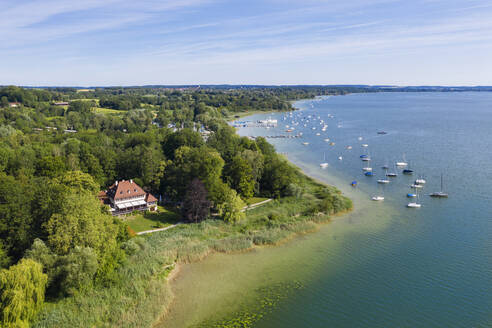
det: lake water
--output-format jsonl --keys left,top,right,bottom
{"left": 161, "top": 92, "right": 492, "bottom": 328}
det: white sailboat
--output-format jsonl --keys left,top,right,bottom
{"left": 320, "top": 152, "right": 329, "bottom": 168}
{"left": 407, "top": 188, "right": 421, "bottom": 208}
{"left": 396, "top": 154, "right": 408, "bottom": 167}
{"left": 373, "top": 180, "right": 385, "bottom": 200}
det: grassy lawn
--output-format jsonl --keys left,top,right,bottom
{"left": 245, "top": 197, "right": 269, "bottom": 205}
{"left": 124, "top": 206, "right": 180, "bottom": 233}
{"left": 227, "top": 110, "right": 267, "bottom": 120}
{"left": 92, "top": 107, "right": 127, "bottom": 115}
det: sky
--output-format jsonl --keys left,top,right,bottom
{"left": 1, "top": 0, "right": 492, "bottom": 86}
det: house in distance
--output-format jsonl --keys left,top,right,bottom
{"left": 98, "top": 179, "right": 157, "bottom": 215}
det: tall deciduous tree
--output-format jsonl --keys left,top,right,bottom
{"left": 261, "top": 155, "right": 297, "bottom": 198}
{"left": 161, "top": 128, "right": 203, "bottom": 159}
{"left": 240, "top": 149, "right": 264, "bottom": 194}
{"left": 163, "top": 146, "right": 224, "bottom": 200}
{"left": 225, "top": 155, "right": 255, "bottom": 199}
{"left": 181, "top": 178, "right": 211, "bottom": 223}
{"left": 43, "top": 190, "right": 118, "bottom": 258}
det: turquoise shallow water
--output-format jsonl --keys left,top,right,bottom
{"left": 236, "top": 92, "right": 492, "bottom": 328}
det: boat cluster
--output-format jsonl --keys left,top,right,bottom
{"left": 354, "top": 144, "right": 448, "bottom": 208}
{"left": 277, "top": 106, "right": 448, "bottom": 209}
{"left": 285, "top": 106, "right": 447, "bottom": 208}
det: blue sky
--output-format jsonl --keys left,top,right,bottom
{"left": 1, "top": 0, "right": 491, "bottom": 86}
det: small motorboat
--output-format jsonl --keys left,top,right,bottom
{"left": 382, "top": 165, "right": 389, "bottom": 169}
{"left": 362, "top": 144, "right": 369, "bottom": 147}
{"left": 386, "top": 172, "right": 398, "bottom": 177}
{"left": 362, "top": 167, "right": 373, "bottom": 172}
{"left": 361, "top": 157, "right": 371, "bottom": 161}
{"left": 415, "top": 178, "right": 426, "bottom": 184}
{"left": 329, "top": 142, "right": 335, "bottom": 146}
{"left": 346, "top": 146, "right": 352, "bottom": 150}
{"left": 338, "top": 156, "right": 343, "bottom": 160}
{"left": 358, "top": 137, "right": 363, "bottom": 141}
{"left": 403, "top": 169, "right": 414, "bottom": 175}
{"left": 351, "top": 181, "right": 357, "bottom": 187}
{"left": 410, "top": 184, "right": 423, "bottom": 189}
{"left": 377, "top": 131, "right": 387, "bottom": 135}
{"left": 302, "top": 142, "right": 309, "bottom": 145}
{"left": 365, "top": 171, "right": 374, "bottom": 176}
{"left": 372, "top": 196, "right": 384, "bottom": 201}
{"left": 407, "top": 193, "right": 417, "bottom": 198}
{"left": 377, "top": 179, "right": 390, "bottom": 184}
{"left": 324, "top": 138, "right": 330, "bottom": 142}
{"left": 316, "top": 133, "right": 321, "bottom": 136}
{"left": 360, "top": 154, "right": 368, "bottom": 158}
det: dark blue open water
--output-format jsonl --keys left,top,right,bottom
{"left": 237, "top": 92, "right": 492, "bottom": 328}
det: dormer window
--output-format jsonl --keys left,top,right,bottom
{"left": 134, "top": 189, "right": 137, "bottom": 192}
{"left": 127, "top": 190, "right": 130, "bottom": 194}
{"left": 120, "top": 191, "right": 123, "bottom": 194}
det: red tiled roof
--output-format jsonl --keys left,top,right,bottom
{"left": 107, "top": 180, "right": 146, "bottom": 200}
{"left": 146, "top": 193, "right": 158, "bottom": 203}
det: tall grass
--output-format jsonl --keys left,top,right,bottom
{"left": 33, "top": 172, "right": 352, "bottom": 327}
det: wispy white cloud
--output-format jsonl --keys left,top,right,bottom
{"left": 2, "top": 0, "right": 492, "bottom": 85}
{"left": 0, "top": 0, "right": 215, "bottom": 48}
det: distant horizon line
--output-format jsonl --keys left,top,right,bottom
{"left": 2, "top": 84, "right": 492, "bottom": 89}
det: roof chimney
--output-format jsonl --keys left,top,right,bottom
{"left": 115, "top": 181, "right": 118, "bottom": 186}
{"left": 130, "top": 179, "right": 133, "bottom": 184}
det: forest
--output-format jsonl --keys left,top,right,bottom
{"left": 0, "top": 85, "right": 353, "bottom": 327}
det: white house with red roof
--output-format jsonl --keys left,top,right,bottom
{"left": 98, "top": 179, "right": 158, "bottom": 215}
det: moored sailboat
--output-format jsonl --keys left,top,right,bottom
{"left": 319, "top": 152, "right": 329, "bottom": 168}
{"left": 430, "top": 174, "right": 449, "bottom": 198}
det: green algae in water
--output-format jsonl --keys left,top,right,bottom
{"left": 193, "top": 281, "right": 304, "bottom": 328}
